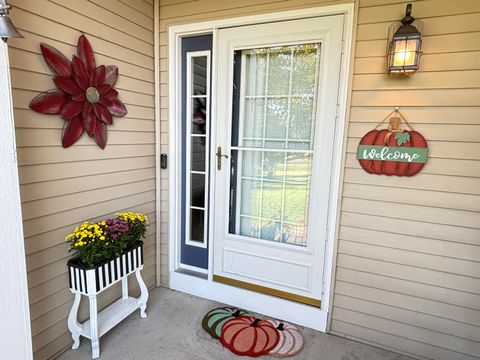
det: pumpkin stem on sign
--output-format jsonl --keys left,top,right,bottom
{"left": 233, "top": 310, "right": 241, "bottom": 317}
{"left": 252, "top": 318, "right": 262, "bottom": 327}
{"left": 277, "top": 323, "right": 285, "bottom": 331}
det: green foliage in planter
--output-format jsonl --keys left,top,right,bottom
{"left": 66, "top": 212, "right": 148, "bottom": 268}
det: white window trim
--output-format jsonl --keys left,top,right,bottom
{"left": 161, "top": 3, "right": 355, "bottom": 332}
{"left": 184, "top": 50, "right": 211, "bottom": 250}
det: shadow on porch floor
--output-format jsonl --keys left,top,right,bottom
{"left": 58, "top": 287, "right": 413, "bottom": 360}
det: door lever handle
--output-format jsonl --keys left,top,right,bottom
{"left": 216, "top": 146, "right": 228, "bottom": 170}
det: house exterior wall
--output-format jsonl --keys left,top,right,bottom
{"left": 8, "top": 0, "right": 156, "bottom": 359}
{"left": 159, "top": 0, "right": 480, "bottom": 360}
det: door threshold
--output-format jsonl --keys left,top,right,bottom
{"left": 170, "top": 271, "right": 327, "bottom": 331}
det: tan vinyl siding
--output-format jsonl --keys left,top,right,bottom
{"left": 330, "top": 1, "right": 480, "bottom": 360}
{"left": 8, "top": 0, "right": 155, "bottom": 359}
{"left": 159, "top": 0, "right": 480, "bottom": 359}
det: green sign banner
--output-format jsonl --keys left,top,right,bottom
{"left": 357, "top": 145, "right": 428, "bottom": 164}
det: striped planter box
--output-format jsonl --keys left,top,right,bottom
{"left": 67, "top": 241, "right": 144, "bottom": 295}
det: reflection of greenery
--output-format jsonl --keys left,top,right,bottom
{"left": 243, "top": 44, "right": 319, "bottom": 148}
{"left": 240, "top": 152, "right": 311, "bottom": 245}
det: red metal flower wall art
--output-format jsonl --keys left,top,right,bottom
{"left": 29, "top": 35, "right": 127, "bottom": 149}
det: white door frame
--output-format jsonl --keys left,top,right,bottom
{"left": 164, "top": 3, "right": 354, "bottom": 331}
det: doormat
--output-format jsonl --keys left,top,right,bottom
{"left": 202, "top": 307, "right": 304, "bottom": 357}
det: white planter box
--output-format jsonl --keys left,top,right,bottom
{"left": 67, "top": 241, "right": 148, "bottom": 359}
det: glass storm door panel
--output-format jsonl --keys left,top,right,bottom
{"left": 213, "top": 16, "right": 344, "bottom": 303}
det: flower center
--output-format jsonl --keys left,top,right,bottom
{"left": 85, "top": 87, "right": 100, "bottom": 104}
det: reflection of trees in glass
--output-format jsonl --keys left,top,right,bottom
{"left": 242, "top": 44, "right": 320, "bottom": 149}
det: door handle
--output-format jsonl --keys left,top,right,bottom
{"left": 216, "top": 146, "right": 228, "bottom": 170}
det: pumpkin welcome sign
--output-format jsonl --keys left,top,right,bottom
{"left": 357, "top": 109, "right": 428, "bottom": 176}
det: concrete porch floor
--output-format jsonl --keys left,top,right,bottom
{"left": 58, "top": 287, "right": 413, "bottom": 360}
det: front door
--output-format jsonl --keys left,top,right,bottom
{"left": 212, "top": 16, "right": 344, "bottom": 305}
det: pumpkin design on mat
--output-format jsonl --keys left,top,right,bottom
{"left": 202, "top": 307, "right": 251, "bottom": 339}
{"left": 221, "top": 316, "right": 279, "bottom": 357}
{"left": 267, "top": 320, "right": 304, "bottom": 358}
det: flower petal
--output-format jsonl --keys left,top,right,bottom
{"left": 93, "top": 120, "right": 107, "bottom": 149}
{"left": 77, "top": 35, "right": 96, "bottom": 78}
{"left": 108, "top": 98, "right": 128, "bottom": 117}
{"left": 72, "top": 56, "right": 90, "bottom": 90}
{"left": 104, "top": 65, "right": 118, "bottom": 86}
{"left": 61, "top": 100, "right": 83, "bottom": 120}
{"left": 53, "top": 76, "right": 82, "bottom": 95}
{"left": 73, "top": 92, "right": 87, "bottom": 102}
{"left": 40, "top": 43, "right": 72, "bottom": 77}
{"left": 99, "top": 96, "right": 113, "bottom": 107}
{"left": 93, "top": 103, "right": 113, "bottom": 124}
{"left": 82, "top": 102, "right": 96, "bottom": 136}
{"left": 62, "top": 115, "right": 84, "bottom": 148}
{"left": 29, "top": 90, "right": 69, "bottom": 114}
{"left": 98, "top": 84, "right": 112, "bottom": 95}
{"left": 93, "top": 65, "right": 106, "bottom": 87}
{"left": 104, "top": 88, "right": 119, "bottom": 101}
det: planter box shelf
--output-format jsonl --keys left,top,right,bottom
{"left": 67, "top": 241, "right": 149, "bottom": 359}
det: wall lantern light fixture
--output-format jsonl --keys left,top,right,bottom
{"left": 387, "top": 4, "right": 422, "bottom": 75}
{"left": 0, "top": 0, "right": 23, "bottom": 42}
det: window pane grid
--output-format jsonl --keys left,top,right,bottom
{"left": 231, "top": 44, "right": 320, "bottom": 247}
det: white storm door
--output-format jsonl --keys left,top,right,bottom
{"left": 213, "top": 15, "right": 344, "bottom": 305}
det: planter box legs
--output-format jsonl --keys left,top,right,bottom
{"left": 67, "top": 242, "right": 148, "bottom": 359}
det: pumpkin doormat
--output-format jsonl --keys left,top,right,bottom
{"left": 202, "top": 307, "right": 304, "bottom": 358}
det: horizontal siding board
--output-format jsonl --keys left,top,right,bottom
{"left": 350, "top": 89, "right": 480, "bottom": 107}
{"left": 335, "top": 279, "right": 480, "bottom": 327}
{"left": 50, "top": 0, "right": 154, "bottom": 42}
{"left": 89, "top": 0, "right": 154, "bottom": 30}
{"left": 18, "top": 156, "right": 155, "bottom": 184}
{"left": 356, "top": 32, "right": 480, "bottom": 58}
{"left": 332, "top": 306, "right": 480, "bottom": 357}
{"left": 20, "top": 168, "right": 155, "bottom": 202}
{"left": 358, "top": 0, "right": 480, "bottom": 24}
{"left": 17, "top": 144, "right": 155, "bottom": 166}
{"left": 340, "top": 212, "right": 480, "bottom": 246}
{"left": 334, "top": 294, "right": 480, "bottom": 345}
{"left": 344, "top": 168, "right": 480, "bottom": 195}
{"left": 357, "top": 12, "right": 480, "bottom": 41}
{"left": 342, "top": 197, "right": 480, "bottom": 228}
{"left": 343, "top": 183, "right": 480, "bottom": 212}
{"left": 337, "top": 253, "right": 480, "bottom": 295}
{"left": 352, "top": 70, "right": 480, "bottom": 91}
{"left": 349, "top": 106, "right": 480, "bottom": 125}
{"left": 338, "top": 239, "right": 480, "bottom": 279}
{"left": 22, "top": 189, "right": 155, "bottom": 239}
{"left": 339, "top": 226, "right": 480, "bottom": 262}
{"left": 354, "top": 51, "right": 480, "bottom": 74}
{"left": 10, "top": 0, "right": 153, "bottom": 55}
{"left": 25, "top": 203, "right": 155, "bottom": 256}
{"left": 336, "top": 267, "right": 480, "bottom": 312}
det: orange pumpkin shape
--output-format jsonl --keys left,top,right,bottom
{"left": 358, "top": 117, "right": 428, "bottom": 177}
{"left": 221, "top": 316, "right": 279, "bottom": 357}
{"left": 267, "top": 320, "right": 304, "bottom": 358}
